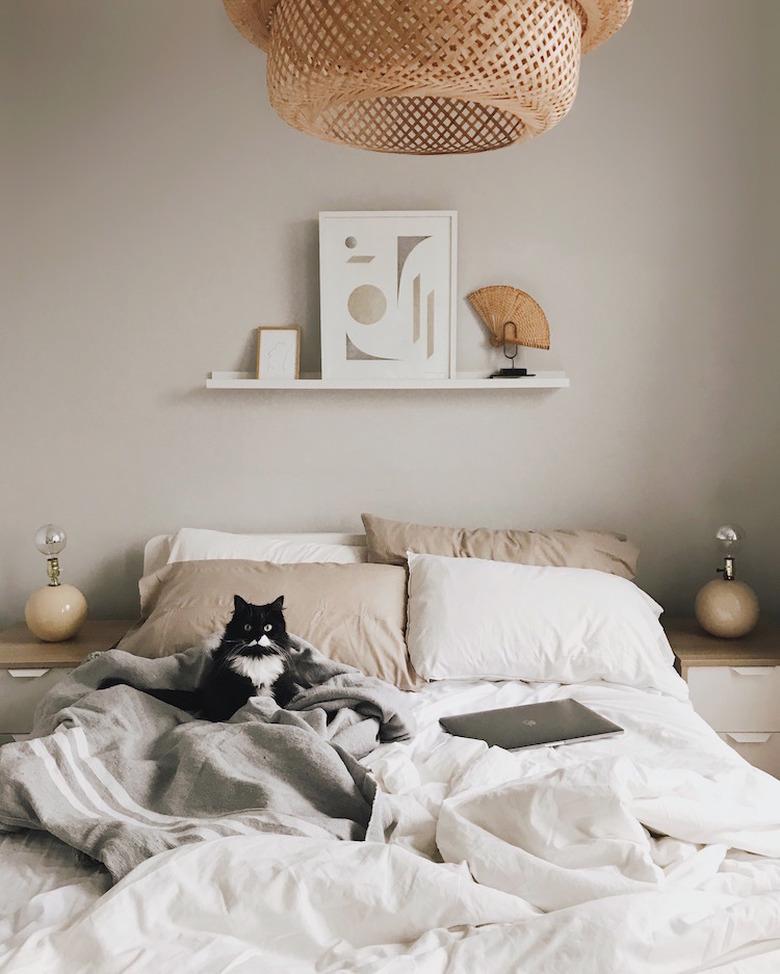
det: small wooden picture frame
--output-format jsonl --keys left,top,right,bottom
{"left": 256, "top": 326, "right": 301, "bottom": 380}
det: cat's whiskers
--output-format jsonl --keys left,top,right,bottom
{"left": 223, "top": 636, "right": 287, "bottom": 661}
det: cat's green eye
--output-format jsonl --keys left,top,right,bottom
{"left": 244, "top": 623, "right": 252, "bottom": 632}
{"left": 264, "top": 623, "right": 272, "bottom": 632}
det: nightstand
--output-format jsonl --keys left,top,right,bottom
{"left": 0, "top": 619, "right": 133, "bottom": 741}
{"left": 664, "top": 618, "right": 780, "bottom": 777}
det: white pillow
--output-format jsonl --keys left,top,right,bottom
{"left": 167, "top": 528, "right": 366, "bottom": 566}
{"left": 406, "top": 553, "right": 686, "bottom": 699}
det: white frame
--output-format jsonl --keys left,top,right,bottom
{"left": 319, "top": 210, "right": 458, "bottom": 380}
{"left": 256, "top": 326, "right": 301, "bottom": 380}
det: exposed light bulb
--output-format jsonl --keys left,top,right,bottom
{"left": 34, "top": 523, "right": 67, "bottom": 556}
{"left": 714, "top": 524, "right": 745, "bottom": 552}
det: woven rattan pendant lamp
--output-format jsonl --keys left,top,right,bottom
{"left": 223, "top": 0, "right": 632, "bottom": 155}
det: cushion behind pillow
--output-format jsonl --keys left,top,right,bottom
{"left": 117, "top": 560, "right": 420, "bottom": 690}
{"left": 406, "top": 553, "right": 685, "bottom": 698}
{"left": 167, "top": 528, "right": 366, "bottom": 566}
{"left": 361, "top": 513, "right": 639, "bottom": 579}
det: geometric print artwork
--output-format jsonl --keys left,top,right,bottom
{"left": 319, "top": 211, "right": 457, "bottom": 379}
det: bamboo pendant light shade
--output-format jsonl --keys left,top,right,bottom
{"left": 224, "top": 0, "right": 632, "bottom": 155}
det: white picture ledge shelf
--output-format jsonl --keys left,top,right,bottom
{"left": 206, "top": 371, "right": 570, "bottom": 391}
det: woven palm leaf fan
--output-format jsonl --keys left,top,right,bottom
{"left": 468, "top": 286, "right": 550, "bottom": 349}
{"left": 223, "top": 0, "right": 633, "bottom": 155}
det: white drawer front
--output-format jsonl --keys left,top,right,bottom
{"left": 719, "top": 733, "right": 780, "bottom": 778}
{"left": 0, "top": 668, "right": 72, "bottom": 734}
{"left": 687, "top": 665, "right": 780, "bottom": 731}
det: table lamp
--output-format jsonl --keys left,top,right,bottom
{"left": 24, "top": 524, "right": 88, "bottom": 642}
{"left": 694, "top": 524, "right": 759, "bottom": 638}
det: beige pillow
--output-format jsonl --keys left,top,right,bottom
{"left": 117, "top": 560, "right": 420, "bottom": 690}
{"left": 361, "top": 513, "right": 639, "bottom": 580}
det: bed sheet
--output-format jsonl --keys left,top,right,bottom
{"left": 1, "top": 677, "right": 779, "bottom": 973}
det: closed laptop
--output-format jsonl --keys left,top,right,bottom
{"left": 439, "top": 699, "right": 624, "bottom": 751}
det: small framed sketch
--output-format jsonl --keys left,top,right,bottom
{"left": 319, "top": 211, "right": 458, "bottom": 380}
{"left": 256, "top": 326, "right": 301, "bottom": 380}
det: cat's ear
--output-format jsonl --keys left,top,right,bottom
{"left": 270, "top": 595, "right": 284, "bottom": 611}
{"left": 233, "top": 594, "right": 249, "bottom": 614}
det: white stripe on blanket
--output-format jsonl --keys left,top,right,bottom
{"left": 46, "top": 732, "right": 221, "bottom": 841}
{"left": 29, "top": 739, "right": 101, "bottom": 823}
{"left": 54, "top": 727, "right": 259, "bottom": 840}
{"left": 68, "top": 726, "right": 255, "bottom": 836}
{"left": 31, "top": 728, "right": 341, "bottom": 857}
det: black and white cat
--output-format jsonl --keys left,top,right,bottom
{"left": 101, "top": 595, "right": 301, "bottom": 721}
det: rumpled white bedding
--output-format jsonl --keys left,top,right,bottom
{"left": 2, "top": 677, "right": 779, "bottom": 973}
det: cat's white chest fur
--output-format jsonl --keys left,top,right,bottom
{"left": 230, "top": 653, "right": 285, "bottom": 691}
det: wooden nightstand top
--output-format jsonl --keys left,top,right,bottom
{"left": 0, "top": 620, "right": 134, "bottom": 668}
{"left": 663, "top": 617, "right": 780, "bottom": 674}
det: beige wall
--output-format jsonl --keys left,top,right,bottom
{"left": 2, "top": 0, "right": 778, "bottom": 625}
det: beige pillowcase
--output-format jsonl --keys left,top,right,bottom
{"left": 361, "top": 513, "right": 639, "bottom": 580}
{"left": 117, "top": 560, "right": 420, "bottom": 690}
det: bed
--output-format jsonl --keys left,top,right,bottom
{"left": 1, "top": 529, "right": 779, "bottom": 973}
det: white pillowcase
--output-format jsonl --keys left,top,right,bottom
{"left": 167, "top": 528, "right": 366, "bottom": 566}
{"left": 406, "top": 553, "right": 686, "bottom": 699}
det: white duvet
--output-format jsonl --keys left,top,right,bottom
{"left": 2, "top": 676, "right": 780, "bottom": 973}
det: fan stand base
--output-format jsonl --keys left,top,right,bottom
{"left": 489, "top": 367, "right": 536, "bottom": 379}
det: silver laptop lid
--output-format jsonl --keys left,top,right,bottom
{"left": 439, "top": 699, "right": 624, "bottom": 751}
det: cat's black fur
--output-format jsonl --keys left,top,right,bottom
{"left": 100, "top": 595, "right": 301, "bottom": 721}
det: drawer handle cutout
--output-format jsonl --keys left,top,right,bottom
{"left": 726, "top": 733, "right": 772, "bottom": 744}
{"left": 7, "top": 668, "right": 50, "bottom": 679}
{"left": 730, "top": 667, "right": 770, "bottom": 676}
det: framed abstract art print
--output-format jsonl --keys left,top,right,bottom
{"left": 319, "top": 211, "right": 457, "bottom": 380}
{"left": 256, "top": 326, "right": 301, "bottom": 380}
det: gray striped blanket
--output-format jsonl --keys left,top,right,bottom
{"left": 0, "top": 639, "right": 411, "bottom": 882}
